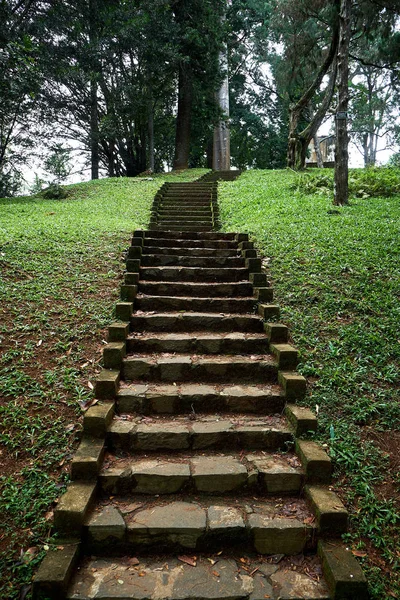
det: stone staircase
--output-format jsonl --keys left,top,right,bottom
{"left": 33, "top": 175, "right": 368, "bottom": 600}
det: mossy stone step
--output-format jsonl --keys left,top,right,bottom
{"left": 138, "top": 281, "right": 252, "bottom": 297}
{"left": 142, "top": 238, "right": 240, "bottom": 249}
{"left": 99, "top": 452, "right": 304, "bottom": 496}
{"left": 139, "top": 266, "right": 250, "bottom": 282}
{"left": 155, "top": 213, "right": 214, "bottom": 220}
{"left": 140, "top": 255, "right": 244, "bottom": 268}
{"left": 117, "top": 382, "right": 285, "bottom": 415}
{"left": 135, "top": 230, "right": 242, "bottom": 240}
{"left": 134, "top": 295, "right": 256, "bottom": 314}
{"left": 107, "top": 413, "right": 292, "bottom": 452}
{"left": 151, "top": 225, "right": 214, "bottom": 232}
{"left": 126, "top": 332, "right": 268, "bottom": 355}
{"left": 82, "top": 496, "right": 314, "bottom": 554}
{"left": 142, "top": 246, "right": 239, "bottom": 257}
{"left": 130, "top": 312, "right": 264, "bottom": 333}
{"left": 122, "top": 353, "right": 278, "bottom": 384}
{"left": 66, "top": 555, "right": 331, "bottom": 600}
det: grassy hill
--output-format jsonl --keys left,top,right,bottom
{"left": 0, "top": 167, "right": 399, "bottom": 599}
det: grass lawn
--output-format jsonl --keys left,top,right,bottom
{"left": 219, "top": 169, "right": 400, "bottom": 600}
{"left": 0, "top": 167, "right": 399, "bottom": 599}
{"left": 0, "top": 169, "right": 208, "bottom": 599}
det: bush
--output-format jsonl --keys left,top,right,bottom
{"left": 40, "top": 183, "right": 70, "bottom": 199}
{"left": 291, "top": 167, "right": 400, "bottom": 199}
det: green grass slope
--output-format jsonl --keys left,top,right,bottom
{"left": 219, "top": 169, "right": 400, "bottom": 600}
{"left": 0, "top": 170, "right": 208, "bottom": 599}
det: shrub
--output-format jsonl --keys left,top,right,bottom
{"left": 291, "top": 167, "right": 400, "bottom": 198}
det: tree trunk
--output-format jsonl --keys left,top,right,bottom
{"left": 148, "top": 96, "right": 155, "bottom": 172}
{"left": 213, "top": 37, "right": 230, "bottom": 171}
{"left": 334, "top": 0, "right": 351, "bottom": 206}
{"left": 287, "top": 0, "right": 339, "bottom": 170}
{"left": 89, "top": 0, "right": 99, "bottom": 180}
{"left": 206, "top": 135, "right": 213, "bottom": 169}
{"left": 314, "top": 134, "right": 324, "bottom": 167}
{"left": 173, "top": 62, "right": 192, "bottom": 170}
{"left": 90, "top": 78, "right": 99, "bottom": 179}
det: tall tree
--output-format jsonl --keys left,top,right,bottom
{"left": 334, "top": 0, "right": 351, "bottom": 206}
{"left": 0, "top": 0, "right": 41, "bottom": 195}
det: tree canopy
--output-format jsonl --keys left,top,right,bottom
{"left": 1, "top": 0, "right": 399, "bottom": 194}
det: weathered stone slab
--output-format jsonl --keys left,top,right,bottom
{"left": 207, "top": 506, "right": 245, "bottom": 531}
{"left": 132, "top": 460, "right": 190, "bottom": 494}
{"left": 54, "top": 482, "right": 96, "bottom": 534}
{"left": 191, "top": 456, "right": 247, "bottom": 492}
{"left": 296, "top": 440, "right": 332, "bottom": 483}
{"left": 249, "top": 455, "right": 303, "bottom": 494}
{"left": 33, "top": 542, "right": 79, "bottom": 599}
{"left": 127, "top": 501, "right": 206, "bottom": 548}
{"left": 86, "top": 505, "right": 126, "bottom": 543}
{"left": 285, "top": 404, "right": 317, "bottom": 436}
{"left": 270, "top": 569, "right": 330, "bottom": 599}
{"left": 191, "top": 420, "right": 233, "bottom": 449}
{"left": 107, "top": 419, "right": 136, "bottom": 450}
{"left": 71, "top": 437, "right": 104, "bottom": 480}
{"left": 83, "top": 401, "right": 114, "bottom": 437}
{"left": 136, "top": 423, "right": 190, "bottom": 450}
{"left": 305, "top": 485, "right": 348, "bottom": 534}
{"left": 248, "top": 515, "right": 307, "bottom": 555}
{"left": 172, "top": 559, "right": 252, "bottom": 599}
{"left": 318, "top": 541, "right": 368, "bottom": 600}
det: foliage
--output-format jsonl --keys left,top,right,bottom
{"left": 291, "top": 167, "right": 400, "bottom": 198}
{"left": 0, "top": 167, "right": 23, "bottom": 198}
{"left": 219, "top": 169, "right": 400, "bottom": 599}
{"left": 43, "top": 144, "right": 72, "bottom": 185}
{"left": 0, "top": 4, "right": 41, "bottom": 194}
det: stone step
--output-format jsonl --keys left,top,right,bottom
{"left": 134, "top": 295, "right": 256, "bottom": 313}
{"left": 155, "top": 214, "right": 214, "bottom": 222}
{"left": 142, "top": 246, "right": 239, "bottom": 257}
{"left": 139, "top": 266, "right": 249, "bottom": 282}
{"left": 152, "top": 225, "right": 214, "bottom": 232}
{"left": 66, "top": 554, "right": 331, "bottom": 600}
{"left": 127, "top": 332, "right": 268, "bottom": 355}
{"left": 158, "top": 201, "right": 216, "bottom": 207}
{"left": 142, "top": 238, "right": 239, "bottom": 249}
{"left": 82, "top": 495, "right": 315, "bottom": 554}
{"left": 156, "top": 212, "right": 213, "bottom": 220}
{"left": 140, "top": 255, "right": 244, "bottom": 268}
{"left": 160, "top": 192, "right": 216, "bottom": 198}
{"left": 158, "top": 200, "right": 215, "bottom": 207}
{"left": 137, "top": 231, "right": 241, "bottom": 240}
{"left": 157, "top": 205, "right": 214, "bottom": 212}
{"left": 153, "top": 221, "right": 214, "bottom": 228}
{"left": 130, "top": 312, "right": 263, "bottom": 332}
{"left": 122, "top": 353, "right": 278, "bottom": 383}
{"left": 138, "top": 281, "right": 252, "bottom": 297}
{"left": 107, "top": 414, "right": 291, "bottom": 452}
{"left": 153, "top": 224, "right": 215, "bottom": 232}
{"left": 117, "top": 382, "right": 285, "bottom": 415}
{"left": 99, "top": 451, "right": 304, "bottom": 496}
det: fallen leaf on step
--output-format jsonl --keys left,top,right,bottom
{"left": 127, "top": 557, "right": 140, "bottom": 566}
{"left": 351, "top": 550, "right": 367, "bottom": 558}
{"left": 178, "top": 555, "right": 197, "bottom": 567}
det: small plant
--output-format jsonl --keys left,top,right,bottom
{"left": 30, "top": 173, "right": 45, "bottom": 195}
